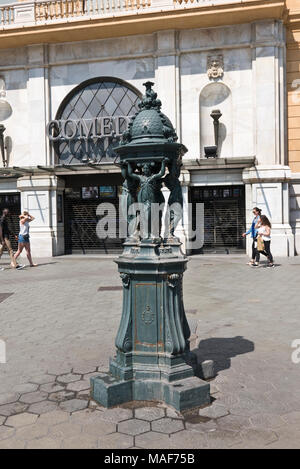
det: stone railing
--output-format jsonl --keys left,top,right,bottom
{"left": 0, "top": 0, "right": 154, "bottom": 26}
{"left": 0, "top": 4, "right": 15, "bottom": 25}
{"left": 0, "top": 0, "right": 253, "bottom": 27}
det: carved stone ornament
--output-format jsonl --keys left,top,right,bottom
{"left": 207, "top": 54, "right": 224, "bottom": 79}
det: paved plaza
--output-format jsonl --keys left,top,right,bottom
{"left": 0, "top": 254, "right": 300, "bottom": 449}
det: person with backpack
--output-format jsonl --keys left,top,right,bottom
{"left": 0, "top": 208, "right": 24, "bottom": 270}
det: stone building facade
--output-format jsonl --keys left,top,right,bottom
{"left": 0, "top": 0, "right": 295, "bottom": 257}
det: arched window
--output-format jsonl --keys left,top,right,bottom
{"left": 53, "top": 77, "right": 141, "bottom": 165}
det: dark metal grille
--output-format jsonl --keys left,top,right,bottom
{"left": 0, "top": 193, "right": 21, "bottom": 251}
{"left": 55, "top": 78, "right": 141, "bottom": 165}
{"left": 64, "top": 189, "right": 123, "bottom": 254}
{"left": 191, "top": 185, "right": 246, "bottom": 253}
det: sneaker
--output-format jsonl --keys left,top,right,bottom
{"left": 267, "top": 263, "right": 275, "bottom": 268}
{"left": 16, "top": 265, "right": 25, "bottom": 270}
{"left": 0, "top": 267, "right": 4, "bottom": 271}
{"left": 251, "top": 263, "right": 259, "bottom": 267}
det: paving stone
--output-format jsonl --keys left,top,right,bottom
{"left": 206, "top": 429, "right": 243, "bottom": 449}
{"left": 29, "top": 375, "right": 55, "bottom": 385}
{"left": 61, "top": 435, "right": 98, "bottom": 449}
{"left": 28, "top": 401, "right": 58, "bottom": 415}
{"left": 199, "top": 403, "right": 229, "bottom": 419}
{"left": 49, "top": 391, "right": 75, "bottom": 402}
{"left": 135, "top": 407, "right": 165, "bottom": 421}
{"left": 0, "top": 393, "right": 20, "bottom": 405}
{"left": 135, "top": 431, "right": 173, "bottom": 449}
{"left": 0, "top": 425, "right": 15, "bottom": 440}
{"left": 26, "top": 437, "right": 61, "bottom": 449}
{"left": 57, "top": 373, "right": 81, "bottom": 384}
{"left": 240, "top": 428, "right": 279, "bottom": 448}
{"left": 19, "top": 391, "right": 48, "bottom": 404}
{"left": 82, "top": 418, "right": 116, "bottom": 435}
{"left": 72, "top": 365, "right": 97, "bottom": 375}
{"left": 118, "top": 419, "right": 150, "bottom": 436}
{"left": 151, "top": 417, "right": 184, "bottom": 434}
{"left": 97, "top": 407, "right": 133, "bottom": 423}
{"left": 98, "top": 432, "right": 133, "bottom": 449}
{"left": 77, "top": 390, "right": 91, "bottom": 399}
{"left": 84, "top": 372, "right": 103, "bottom": 380}
{"left": 0, "top": 416, "right": 6, "bottom": 425}
{"left": 166, "top": 407, "right": 184, "bottom": 419}
{"left": 47, "top": 365, "right": 72, "bottom": 376}
{"left": 281, "top": 411, "right": 300, "bottom": 426}
{"left": 216, "top": 414, "right": 251, "bottom": 432}
{"left": 15, "top": 423, "right": 49, "bottom": 441}
{"left": 185, "top": 418, "right": 218, "bottom": 433}
{"left": 169, "top": 430, "right": 208, "bottom": 449}
{"left": 14, "top": 384, "right": 39, "bottom": 394}
{"left": 40, "top": 383, "right": 65, "bottom": 393}
{"left": 249, "top": 413, "right": 285, "bottom": 430}
{"left": 66, "top": 380, "right": 90, "bottom": 392}
{"left": 37, "top": 410, "right": 70, "bottom": 426}
{"left": 69, "top": 408, "right": 99, "bottom": 423}
{"left": 0, "top": 402, "right": 28, "bottom": 417}
{"left": 6, "top": 412, "right": 38, "bottom": 428}
{"left": 59, "top": 398, "right": 88, "bottom": 413}
{"left": 50, "top": 421, "right": 82, "bottom": 439}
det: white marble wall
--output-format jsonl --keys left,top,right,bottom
{"left": 0, "top": 20, "right": 293, "bottom": 256}
{"left": 0, "top": 22, "right": 285, "bottom": 167}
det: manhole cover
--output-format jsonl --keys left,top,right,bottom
{"left": 98, "top": 286, "right": 122, "bottom": 292}
{"left": 0, "top": 293, "right": 13, "bottom": 303}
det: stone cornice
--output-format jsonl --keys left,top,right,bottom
{"left": 0, "top": 0, "right": 286, "bottom": 50}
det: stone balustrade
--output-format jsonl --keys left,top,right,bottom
{"left": 0, "top": 0, "right": 245, "bottom": 27}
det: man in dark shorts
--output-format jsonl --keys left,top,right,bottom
{"left": 0, "top": 208, "right": 23, "bottom": 270}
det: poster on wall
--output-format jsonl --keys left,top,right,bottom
{"left": 99, "top": 186, "right": 116, "bottom": 198}
{"left": 82, "top": 187, "right": 99, "bottom": 199}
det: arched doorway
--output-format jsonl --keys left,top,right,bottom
{"left": 55, "top": 77, "right": 141, "bottom": 254}
{"left": 54, "top": 77, "right": 141, "bottom": 165}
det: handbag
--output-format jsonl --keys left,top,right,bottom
{"left": 257, "top": 236, "right": 265, "bottom": 252}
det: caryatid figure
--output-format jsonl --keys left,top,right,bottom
{"left": 163, "top": 160, "right": 183, "bottom": 238}
{"left": 127, "top": 159, "right": 166, "bottom": 239}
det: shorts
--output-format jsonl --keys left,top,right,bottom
{"left": 18, "top": 235, "right": 30, "bottom": 244}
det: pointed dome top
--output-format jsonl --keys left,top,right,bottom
{"left": 121, "top": 81, "right": 178, "bottom": 145}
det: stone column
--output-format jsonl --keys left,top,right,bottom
{"left": 17, "top": 175, "right": 65, "bottom": 257}
{"left": 155, "top": 30, "right": 178, "bottom": 132}
{"left": 27, "top": 45, "right": 49, "bottom": 167}
{"left": 243, "top": 166, "right": 294, "bottom": 257}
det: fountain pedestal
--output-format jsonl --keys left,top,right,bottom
{"left": 91, "top": 81, "right": 211, "bottom": 411}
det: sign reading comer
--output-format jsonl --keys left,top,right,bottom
{"left": 46, "top": 116, "right": 132, "bottom": 141}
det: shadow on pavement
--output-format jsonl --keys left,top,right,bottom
{"left": 192, "top": 335, "right": 255, "bottom": 374}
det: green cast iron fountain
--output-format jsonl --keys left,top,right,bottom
{"left": 91, "top": 82, "right": 211, "bottom": 411}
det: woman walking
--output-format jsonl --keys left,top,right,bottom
{"left": 242, "top": 207, "right": 262, "bottom": 266}
{"left": 252, "top": 215, "right": 275, "bottom": 268}
{"left": 14, "top": 211, "right": 37, "bottom": 267}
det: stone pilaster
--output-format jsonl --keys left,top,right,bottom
{"left": 17, "top": 175, "right": 65, "bottom": 257}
